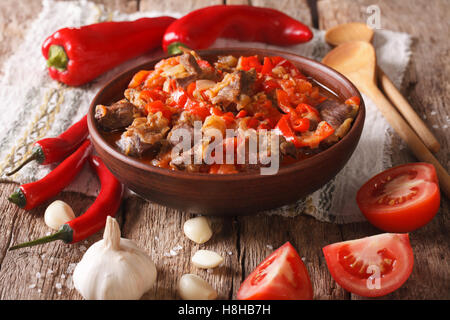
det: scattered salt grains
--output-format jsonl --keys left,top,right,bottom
{"left": 164, "top": 244, "right": 183, "bottom": 257}
{"left": 163, "top": 252, "right": 172, "bottom": 257}
{"left": 301, "top": 257, "right": 306, "bottom": 262}
{"left": 58, "top": 291, "right": 62, "bottom": 295}
{"left": 37, "top": 289, "right": 42, "bottom": 293}
{"left": 79, "top": 245, "right": 87, "bottom": 252}
{"left": 154, "top": 236, "right": 159, "bottom": 241}
{"left": 45, "top": 232, "right": 52, "bottom": 236}
{"left": 169, "top": 249, "right": 178, "bottom": 256}
{"left": 443, "top": 125, "right": 448, "bottom": 129}
{"left": 66, "top": 263, "right": 76, "bottom": 274}
{"left": 266, "top": 244, "right": 273, "bottom": 250}
{"left": 55, "top": 283, "right": 62, "bottom": 289}
{"left": 430, "top": 111, "right": 437, "bottom": 116}
{"left": 47, "top": 269, "right": 54, "bottom": 275}
{"left": 207, "top": 268, "right": 214, "bottom": 274}
{"left": 61, "top": 274, "right": 66, "bottom": 279}
{"left": 28, "top": 284, "right": 36, "bottom": 289}
{"left": 36, "top": 272, "right": 41, "bottom": 279}
{"left": 432, "top": 125, "right": 439, "bottom": 129}
{"left": 227, "top": 251, "right": 233, "bottom": 256}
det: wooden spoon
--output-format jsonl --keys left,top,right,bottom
{"left": 325, "top": 22, "right": 440, "bottom": 153}
{"left": 322, "top": 41, "right": 450, "bottom": 198}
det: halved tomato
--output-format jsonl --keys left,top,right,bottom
{"left": 323, "top": 233, "right": 414, "bottom": 297}
{"left": 237, "top": 242, "right": 313, "bottom": 300}
{"left": 357, "top": 163, "right": 440, "bottom": 232}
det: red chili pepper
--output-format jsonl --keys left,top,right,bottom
{"left": 9, "top": 155, "right": 124, "bottom": 250}
{"left": 163, "top": 5, "right": 313, "bottom": 54}
{"left": 8, "top": 139, "right": 92, "bottom": 210}
{"left": 42, "top": 17, "right": 176, "bottom": 86}
{"left": 6, "top": 115, "right": 88, "bottom": 176}
{"left": 276, "top": 114, "right": 301, "bottom": 147}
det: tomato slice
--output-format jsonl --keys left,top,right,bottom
{"left": 237, "top": 242, "right": 313, "bottom": 300}
{"left": 357, "top": 163, "right": 440, "bottom": 232}
{"left": 323, "top": 233, "right": 414, "bottom": 297}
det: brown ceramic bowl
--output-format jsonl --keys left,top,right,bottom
{"left": 88, "top": 48, "right": 365, "bottom": 215}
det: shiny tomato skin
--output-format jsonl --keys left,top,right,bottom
{"left": 357, "top": 163, "right": 440, "bottom": 232}
{"left": 237, "top": 242, "right": 313, "bottom": 300}
{"left": 323, "top": 233, "right": 414, "bottom": 298}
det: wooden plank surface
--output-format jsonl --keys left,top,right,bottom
{"left": 0, "top": 0, "right": 448, "bottom": 300}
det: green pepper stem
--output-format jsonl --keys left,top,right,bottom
{"left": 5, "top": 146, "right": 45, "bottom": 176}
{"left": 47, "top": 45, "right": 68, "bottom": 71}
{"left": 8, "top": 188, "right": 26, "bottom": 208}
{"left": 9, "top": 224, "right": 73, "bottom": 251}
{"left": 167, "top": 42, "right": 191, "bottom": 55}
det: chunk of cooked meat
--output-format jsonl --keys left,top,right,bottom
{"left": 316, "top": 100, "right": 354, "bottom": 129}
{"left": 214, "top": 55, "right": 238, "bottom": 72}
{"left": 116, "top": 112, "right": 170, "bottom": 157}
{"left": 210, "top": 69, "right": 256, "bottom": 108}
{"left": 179, "top": 53, "right": 203, "bottom": 75}
{"left": 167, "top": 121, "right": 195, "bottom": 146}
{"left": 95, "top": 100, "right": 141, "bottom": 131}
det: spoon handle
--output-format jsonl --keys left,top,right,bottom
{"left": 377, "top": 66, "right": 440, "bottom": 153}
{"left": 364, "top": 82, "right": 450, "bottom": 198}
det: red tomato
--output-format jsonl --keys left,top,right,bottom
{"left": 323, "top": 233, "right": 414, "bottom": 297}
{"left": 356, "top": 163, "right": 440, "bottom": 232}
{"left": 237, "top": 242, "right": 313, "bottom": 300}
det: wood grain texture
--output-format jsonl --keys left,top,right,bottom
{"left": 318, "top": 0, "right": 450, "bottom": 300}
{"left": 140, "top": 0, "right": 222, "bottom": 14}
{"left": 0, "top": 0, "right": 448, "bottom": 300}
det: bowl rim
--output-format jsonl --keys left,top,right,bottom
{"left": 88, "top": 47, "right": 365, "bottom": 181}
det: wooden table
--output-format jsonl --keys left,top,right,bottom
{"left": 0, "top": 0, "right": 448, "bottom": 300}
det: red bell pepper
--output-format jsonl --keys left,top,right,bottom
{"left": 163, "top": 5, "right": 313, "bottom": 54}
{"left": 42, "top": 17, "right": 176, "bottom": 86}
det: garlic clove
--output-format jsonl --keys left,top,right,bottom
{"left": 183, "top": 216, "right": 213, "bottom": 244}
{"left": 191, "top": 250, "right": 224, "bottom": 269}
{"left": 178, "top": 274, "right": 217, "bottom": 300}
{"left": 73, "top": 216, "right": 157, "bottom": 300}
{"left": 44, "top": 200, "right": 76, "bottom": 230}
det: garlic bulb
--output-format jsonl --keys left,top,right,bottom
{"left": 44, "top": 200, "right": 75, "bottom": 230}
{"left": 73, "top": 216, "right": 157, "bottom": 300}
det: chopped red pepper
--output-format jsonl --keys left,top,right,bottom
{"left": 297, "top": 121, "right": 335, "bottom": 148}
{"left": 262, "top": 79, "right": 281, "bottom": 93}
{"left": 240, "top": 56, "right": 262, "bottom": 72}
{"left": 145, "top": 100, "right": 173, "bottom": 120}
{"left": 291, "top": 117, "right": 310, "bottom": 133}
{"left": 42, "top": 17, "right": 176, "bottom": 86}
{"left": 236, "top": 110, "right": 248, "bottom": 118}
{"left": 276, "top": 89, "right": 294, "bottom": 113}
{"left": 261, "top": 57, "right": 274, "bottom": 75}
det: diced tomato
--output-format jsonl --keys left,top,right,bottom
{"left": 262, "top": 79, "right": 281, "bottom": 93}
{"left": 145, "top": 100, "right": 173, "bottom": 120}
{"left": 270, "top": 56, "right": 284, "bottom": 65}
{"left": 276, "top": 89, "right": 294, "bottom": 113}
{"left": 346, "top": 96, "right": 361, "bottom": 106}
{"left": 128, "top": 70, "right": 150, "bottom": 88}
{"left": 323, "top": 233, "right": 414, "bottom": 297}
{"left": 240, "top": 56, "right": 262, "bottom": 72}
{"left": 237, "top": 242, "right": 313, "bottom": 300}
{"left": 356, "top": 163, "right": 440, "bottom": 232}
{"left": 261, "top": 57, "right": 274, "bottom": 75}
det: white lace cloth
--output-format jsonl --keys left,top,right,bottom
{"left": 0, "top": 0, "right": 412, "bottom": 223}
